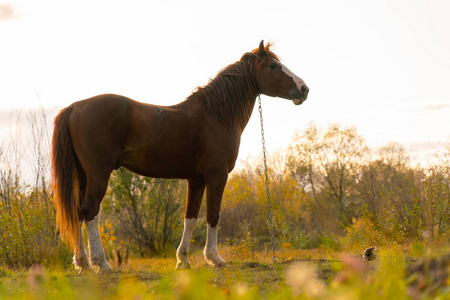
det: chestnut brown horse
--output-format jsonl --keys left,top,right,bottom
{"left": 52, "top": 40, "right": 309, "bottom": 273}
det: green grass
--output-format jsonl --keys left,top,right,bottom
{"left": 0, "top": 247, "right": 448, "bottom": 300}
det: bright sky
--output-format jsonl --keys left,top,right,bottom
{"left": 1, "top": 0, "right": 450, "bottom": 165}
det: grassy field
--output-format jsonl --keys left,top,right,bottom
{"left": 0, "top": 246, "right": 448, "bottom": 300}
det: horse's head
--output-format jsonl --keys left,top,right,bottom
{"left": 243, "top": 40, "right": 309, "bottom": 105}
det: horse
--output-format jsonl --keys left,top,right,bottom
{"left": 51, "top": 40, "right": 309, "bottom": 273}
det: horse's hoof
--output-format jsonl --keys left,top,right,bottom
{"left": 212, "top": 259, "right": 226, "bottom": 268}
{"left": 204, "top": 250, "right": 226, "bottom": 268}
{"left": 76, "top": 266, "right": 95, "bottom": 276}
{"left": 205, "top": 256, "right": 226, "bottom": 268}
{"left": 95, "top": 261, "right": 113, "bottom": 274}
{"left": 97, "top": 261, "right": 113, "bottom": 272}
{"left": 176, "top": 261, "right": 191, "bottom": 270}
{"left": 97, "top": 267, "right": 113, "bottom": 274}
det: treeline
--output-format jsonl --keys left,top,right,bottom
{"left": 220, "top": 124, "right": 449, "bottom": 250}
{"left": 0, "top": 109, "right": 448, "bottom": 269}
{"left": 101, "top": 123, "right": 449, "bottom": 257}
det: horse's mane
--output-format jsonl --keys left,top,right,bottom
{"left": 192, "top": 42, "right": 279, "bottom": 129}
{"left": 193, "top": 60, "right": 256, "bottom": 129}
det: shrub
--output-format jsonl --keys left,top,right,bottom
{"left": 0, "top": 190, "right": 71, "bottom": 269}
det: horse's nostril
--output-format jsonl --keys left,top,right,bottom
{"left": 301, "top": 85, "right": 309, "bottom": 93}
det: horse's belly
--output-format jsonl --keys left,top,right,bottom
{"left": 119, "top": 150, "right": 197, "bottom": 179}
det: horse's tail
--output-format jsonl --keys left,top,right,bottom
{"left": 51, "top": 105, "right": 80, "bottom": 248}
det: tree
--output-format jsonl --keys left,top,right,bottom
{"left": 26, "top": 107, "right": 52, "bottom": 201}
{"left": 357, "top": 142, "right": 423, "bottom": 241}
{"left": 221, "top": 153, "right": 312, "bottom": 249}
{"left": 286, "top": 123, "right": 369, "bottom": 231}
{"left": 421, "top": 140, "right": 450, "bottom": 239}
{"left": 103, "top": 168, "right": 186, "bottom": 256}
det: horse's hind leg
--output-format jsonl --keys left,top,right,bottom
{"left": 73, "top": 163, "right": 94, "bottom": 274}
{"left": 85, "top": 212, "right": 111, "bottom": 272}
{"left": 177, "top": 179, "right": 205, "bottom": 269}
{"left": 73, "top": 224, "right": 93, "bottom": 274}
{"left": 82, "top": 174, "right": 112, "bottom": 272}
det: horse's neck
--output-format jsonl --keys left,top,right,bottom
{"left": 184, "top": 92, "right": 257, "bottom": 133}
{"left": 235, "top": 94, "right": 258, "bottom": 133}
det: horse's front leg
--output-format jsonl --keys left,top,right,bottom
{"left": 204, "top": 172, "right": 227, "bottom": 267}
{"left": 85, "top": 212, "right": 112, "bottom": 272}
{"left": 177, "top": 179, "right": 205, "bottom": 269}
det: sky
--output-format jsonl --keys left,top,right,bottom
{"left": 1, "top": 0, "right": 450, "bottom": 168}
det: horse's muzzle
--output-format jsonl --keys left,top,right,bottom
{"left": 291, "top": 84, "right": 309, "bottom": 105}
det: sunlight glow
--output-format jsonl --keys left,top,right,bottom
{"left": 1, "top": 0, "right": 449, "bottom": 162}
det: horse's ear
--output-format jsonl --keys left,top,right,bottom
{"left": 259, "top": 40, "right": 265, "bottom": 54}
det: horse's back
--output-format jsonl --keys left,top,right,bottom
{"left": 70, "top": 93, "right": 131, "bottom": 114}
{"left": 120, "top": 98, "right": 205, "bottom": 178}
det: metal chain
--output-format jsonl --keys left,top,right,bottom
{"left": 248, "top": 59, "right": 277, "bottom": 262}
{"left": 257, "top": 94, "right": 277, "bottom": 263}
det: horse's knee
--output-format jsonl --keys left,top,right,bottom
{"left": 207, "top": 214, "right": 220, "bottom": 228}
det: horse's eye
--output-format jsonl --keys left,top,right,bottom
{"left": 269, "top": 63, "right": 279, "bottom": 70}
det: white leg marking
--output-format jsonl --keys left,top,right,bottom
{"left": 176, "top": 218, "right": 198, "bottom": 269}
{"left": 204, "top": 223, "right": 226, "bottom": 267}
{"left": 86, "top": 213, "right": 112, "bottom": 272}
{"left": 73, "top": 224, "right": 92, "bottom": 273}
